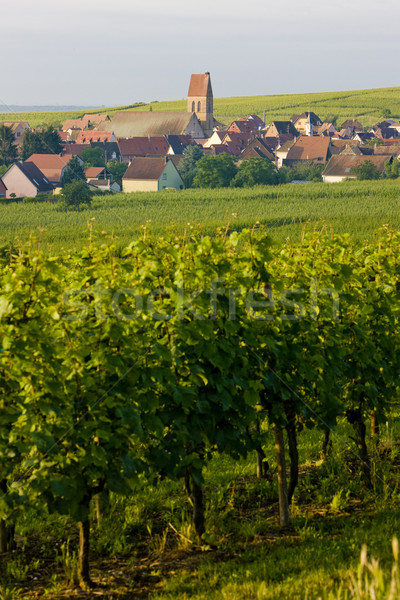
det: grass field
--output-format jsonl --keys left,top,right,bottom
{"left": 6, "top": 419, "right": 400, "bottom": 599}
{"left": 0, "top": 180, "right": 399, "bottom": 253}
{"left": 1, "top": 86, "right": 399, "bottom": 128}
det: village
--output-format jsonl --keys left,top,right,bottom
{"left": 0, "top": 72, "right": 400, "bottom": 200}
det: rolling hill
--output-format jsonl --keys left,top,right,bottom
{"left": 1, "top": 87, "right": 399, "bottom": 128}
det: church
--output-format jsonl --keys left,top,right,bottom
{"left": 97, "top": 73, "right": 215, "bottom": 139}
{"left": 187, "top": 72, "right": 214, "bottom": 137}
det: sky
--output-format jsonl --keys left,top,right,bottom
{"left": 1, "top": 0, "right": 400, "bottom": 108}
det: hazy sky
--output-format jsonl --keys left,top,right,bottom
{"left": 1, "top": 0, "right": 399, "bottom": 107}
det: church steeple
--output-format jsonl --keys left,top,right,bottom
{"left": 187, "top": 72, "right": 213, "bottom": 136}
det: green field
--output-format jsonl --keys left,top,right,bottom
{"left": 1, "top": 86, "right": 399, "bottom": 127}
{"left": 0, "top": 180, "right": 399, "bottom": 253}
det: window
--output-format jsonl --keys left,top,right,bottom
{"left": 197, "top": 101, "right": 201, "bottom": 112}
{"left": 162, "top": 173, "right": 167, "bottom": 180}
{"left": 191, "top": 101, "right": 195, "bottom": 112}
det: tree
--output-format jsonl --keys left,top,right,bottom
{"left": 231, "top": 158, "right": 279, "bottom": 187}
{"left": 192, "top": 154, "right": 237, "bottom": 188}
{"left": 351, "top": 160, "right": 381, "bottom": 181}
{"left": 179, "top": 145, "right": 203, "bottom": 187}
{"left": 21, "top": 125, "right": 62, "bottom": 160}
{"left": 364, "top": 137, "right": 384, "bottom": 147}
{"left": 106, "top": 159, "right": 127, "bottom": 185}
{"left": 279, "top": 161, "right": 324, "bottom": 183}
{"left": 0, "top": 125, "right": 18, "bottom": 166}
{"left": 60, "top": 156, "right": 86, "bottom": 187}
{"left": 59, "top": 181, "right": 91, "bottom": 210}
{"left": 81, "top": 147, "right": 105, "bottom": 168}
{"left": 385, "top": 159, "right": 400, "bottom": 179}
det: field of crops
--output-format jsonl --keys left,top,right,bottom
{"left": 2, "top": 86, "right": 400, "bottom": 128}
{"left": 2, "top": 227, "right": 400, "bottom": 599}
{"left": 0, "top": 179, "right": 399, "bottom": 253}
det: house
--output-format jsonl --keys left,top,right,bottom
{"left": 221, "top": 131, "right": 253, "bottom": 155}
{"left": 1, "top": 162, "right": 53, "bottom": 198}
{"left": 240, "top": 138, "right": 275, "bottom": 162}
{"left": 87, "top": 179, "right": 121, "bottom": 193}
{"left": 275, "top": 139, "right": 297, "bottom": 168}
{"left": 322, "top": 155, "right": 389, "bottom": 182}
{"left": 263, "top": 135, "right": 294, "bottom": 153}
{"left": 353, "top": 132, "right": 375, "bottom": 144}
{"left": 61, "top": 143, "right": 90, "bottom": 157}
{"left": 62, "top": 119, "right": 85, "bottom": 132}
{"left": 371, "top": 146, "right": 400, "bottom": 157}
{"left": 62, "top": 114, "right": 110, "bottom": 131}
{"left": 264, "top": 121, "right": 298, "bottom": 138}
{"left": 374, "top": 127, "right": 400, "bottom": 141}
{"left": 203, "top": 144, "right": 233, "bottom": 156}
{"left": 26, "top": 153, "right": 84, "bottom": 185}
{"left": 227, "top": 119, "right": 259, "bottom": 136}
{"left": 0, "top": 121, "right": 30, "bottom": 141}
{"left": 187, "top": 72, "right": 214, "bottom": 137}
{"left": 165, "top": 135, "right": 196, "bottom": 155}
{"left": 122, "top": 157, "right": 184, "bottom": 192}
{"left": 317, "top": 123, "right": 337, "bottom": 137}
{"left": 80, "top": 113, "right": 110, "bottom": 128}
{"left": 290, "top": 112, "right": 322, "bottom": 135}
{"left": 340, "top": 120, "right": 364, "bottom": 133}
{"left": 84, "top": 166, "right": 112, "bottom": 181}
{"left": 203, "top": 130, "right": 226, "bottom": 148}
{"left": 76, "top": 131, "right": 116, "bottom": 144}
{"left": 0, "top": 179, "right": 7, "bottom": 198}
{"left": 246, "top": 114, "right": 265, "bottom": 129}
{"left": 284, "top": 136, "right": 331, "bottom": 166}
{"left": 118, "top": 137, "right": 171, "bottom": 164}
{"left": 97, "top": 110, "right": 205, "bottom": 139}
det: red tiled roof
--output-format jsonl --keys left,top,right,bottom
{"left": 26, "top": 153, "right": 72, "bottom": 183}
{"left": 323, "top": 154, "right": 388, "bottom": 178}
{"left": 188, "top": 73, "right": 211, "bottom": 97}
{"left": 118, "top": 136, "right": 170, "bottom": 158}
{"left": 286, "top": 136, "right": 331, "bottom": 162}
{"left": 85, "top": 167, "right": 106, "bottom": 178}
{"left": 61, "top": 144, "right": 89, "bottom": 156}
{"left": 123, "top": 157, "right": 167, "bottom": 180}
{"left": 76, "top": 131, "right": 114, "bottom": 144}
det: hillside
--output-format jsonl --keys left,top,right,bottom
{"left": 1, "top": 86, "right": 399, "bottom": 128}
{"left": 1, "top": 180, "right": 399, "bottom": 253}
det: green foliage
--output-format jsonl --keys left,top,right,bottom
{"left": 231, "top": 158, "right": 279, "bottom": 187}
{"left": 106, "top": 159, "right": 127, "bottom": 185}
{"left": 1, "top": 180, "right": 400, "bottom": 252}
{"left": 81, "top": 146, "right": 105, "bottom": 168}
{"left": 59, "top": 180, "right": 92, "bottom": 210}
{"left": 193, "top": 154, "right": 238, "bottom": 188}
{"left": 0, "top": 165, "right": 8, "bottom": 177}
{"left": 2, "top": 228, "right": 400, "bottom": 595}
{"left": 60, "top": 156, "right": 86, "bottom": 186}
{"left": 179, "top": 145, "right": 204, "bottom": 187}
{"left": 365, "top": 137, "right": 384, "bottom": 146}
{"left": 385, "top": 159, "right": 400, "bottom": 179}
{"left": 279, "top": 161, "right": 325, "bottom": 183}
{"left": 21, "top": 125, "right": 62, "bottom": 160}
{"left": 351, "top": 160, "right": 381, "bottom": 180}
{"left": 0, "top": 125, "right": 18, "bottom": 166}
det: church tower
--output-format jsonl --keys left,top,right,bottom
{"left": 187, "top": 72, "right": 214, "bottom": 137}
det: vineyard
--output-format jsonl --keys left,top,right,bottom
{"left": 1, "top": 85, "right": 400, "bottom": 127}
{"left": 1, "top": 226, "right": 400, "bottom": 599}
{"left": 1, "top": 179, "right": 400, "bottom": 253}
